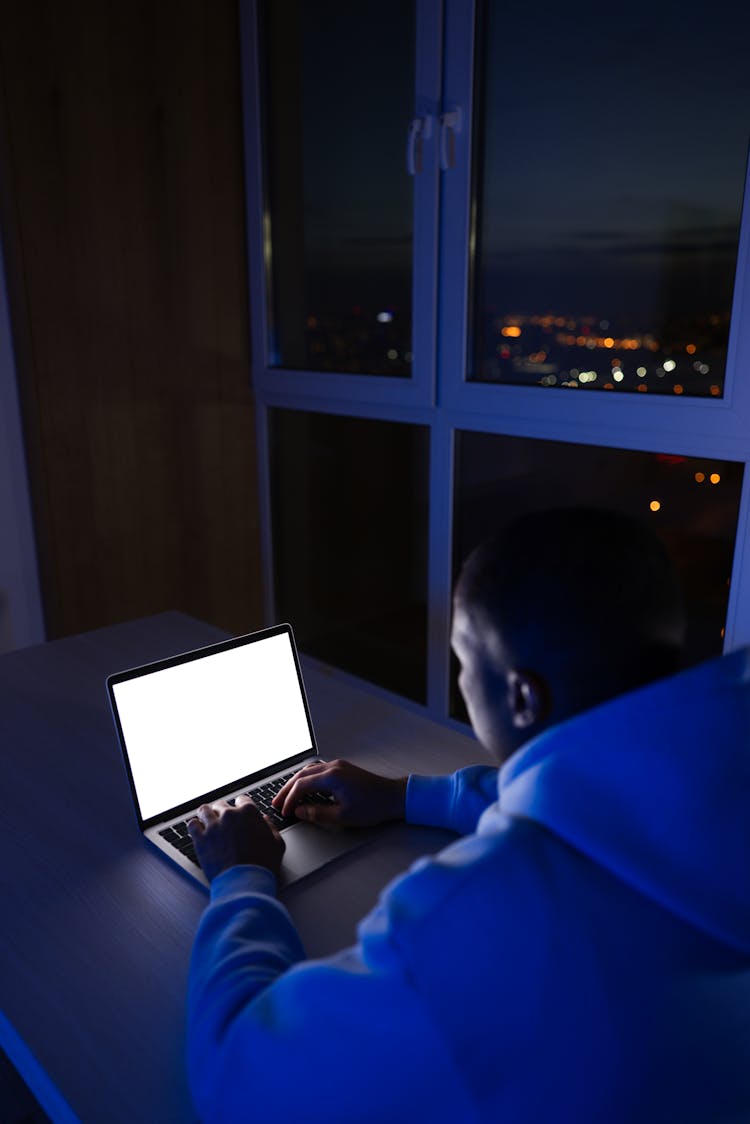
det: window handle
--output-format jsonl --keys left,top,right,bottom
{"left": 439, "top": 106, "right": 463, "bottom": 170}
{"left": 406, "top": 115, "right": 433, "bottom": 175}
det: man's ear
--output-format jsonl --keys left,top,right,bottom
{"left": 507, "top": 669, "right": 549, "bottom": 729}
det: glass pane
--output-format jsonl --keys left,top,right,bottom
{"left": 451, "top": 431, "right": 744, "bottom": 719}
{"left": 269, "top": 409, "right": 429, "bottom": 701}
{"left": 471, "top": 0, "right": 750, "bottom": 397}
{"left": 260, "top": 1, "right": 415, "bottom": 376}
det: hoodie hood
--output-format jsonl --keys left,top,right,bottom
{"left": 496, "top": 647, "right": 750, "bottom": 954}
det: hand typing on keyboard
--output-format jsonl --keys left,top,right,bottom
{"left": 272, "top": 759, "right": 408, "bottom": 828}
{"left": 187, "top": 795, "right": 285, "bottom": 883}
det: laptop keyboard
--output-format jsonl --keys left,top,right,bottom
{"left": 157, "top": 769, "right": 334, "bottom": 867}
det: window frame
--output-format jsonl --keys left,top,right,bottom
{"left": 240, "top": 0, "right": 750, "bottom": 725}
{"left": 240, "top": 0, "right": 443, "bottom": 411}
{"left": 436, "top": 0, "right": 750, "bottom": 662}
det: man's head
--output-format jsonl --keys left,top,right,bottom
{"left": 452, "top": 507, "right": 686, "bottom": 762}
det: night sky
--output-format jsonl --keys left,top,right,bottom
{"left": 476, "top": 0, "right": 750, "bottom": 322}
{"left": 266, "top": 0, "right": 750, "bottom": 354}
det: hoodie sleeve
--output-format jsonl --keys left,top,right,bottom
{"left": 186, "top": 864, "right": 472, "bottom": 1124}
{"left": 405, "top": 765, "right": 499, "bottom": 834}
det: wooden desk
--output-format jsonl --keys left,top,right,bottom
{"left": 0, "top": 613, "right": 491, "bottom": 1124}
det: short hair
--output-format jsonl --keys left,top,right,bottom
{"left": 455, "top": 507, "right": 686, "bottom": 702}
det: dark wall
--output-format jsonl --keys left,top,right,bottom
{"left": 0, "top": 0, "right": 262, "bottom": 639}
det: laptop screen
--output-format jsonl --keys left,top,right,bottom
{"left": 109, "top": 628, "right": 315, "bottom": 823}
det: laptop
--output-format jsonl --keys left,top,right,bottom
{"left": 107, "top": 622, "right": 376, "bottom": 888}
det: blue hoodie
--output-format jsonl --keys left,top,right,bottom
{"left": 187, "top": 648, "right": 750, "bottom": 1123}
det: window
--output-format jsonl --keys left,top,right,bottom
{"left": 269, "top": 408, "right": 429, "bottom": 701}
{"left": 241, "top": 0, "right": 750, "bottom": 724}
{"left": 469, "top": 0, "right": 750, "bottom": 398}
{"left": 452, "top": 432, "right": 743, "bottom": 718}
{"left": 260, "top": 0, "right": 415, "bottom": 375}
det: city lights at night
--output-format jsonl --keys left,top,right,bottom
{"left": 475, "top": 308, "right": 729, "bottom": 396}
{"left": 293, "top": 298, "right": 729, "bottom": 396}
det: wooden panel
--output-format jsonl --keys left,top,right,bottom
{"left": 0, "top": 0, "right": 262, "bottom": 638}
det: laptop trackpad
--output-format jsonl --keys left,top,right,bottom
{"left": 279, "top": 822, "right": 378, "bottom": 886}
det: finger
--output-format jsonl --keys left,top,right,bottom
{"left": 236, "top": 796, "right": 265, "bottom": 820}
{"left": 186, "top": 815, "right": 203, "bottom": 836}
{"left": 226, "top": 795, "right": 264, "bottom": 822}
{"left": 262, "top": 814, "right": 286, "bottom": 845}
{"left": 196, "top": 803, "right": 220, "bottom": 826}
{"left": 295, "top": 801, "right": 343, "bottom": 826}
{"left": 277, "top": 770, "right": 337, "bottom": 817}
{"left": 273, "top": 767, "right": 325, "bottom": 811}
{"left": 273, "top": 762, "right": 328, "bottom": 807}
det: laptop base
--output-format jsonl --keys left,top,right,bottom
{"left": 145, "top": 819, "right": 380, "bottom": 889}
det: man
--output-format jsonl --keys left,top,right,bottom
{"left": 186, "top": 508, "right": 750, "bottom": 1123}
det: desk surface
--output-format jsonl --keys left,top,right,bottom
{"left": 0, "top": 612, "right": 490, "bottom": 1124}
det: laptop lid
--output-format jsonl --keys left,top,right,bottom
{"left": 107, "top": 623, "right": 317, "bottom": 831}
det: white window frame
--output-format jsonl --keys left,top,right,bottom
{"left": 239, "top": 0, "right": 750, "bottom": 724}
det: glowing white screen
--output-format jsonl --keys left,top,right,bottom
{"left": 112, "top": 632, "right": 313, "bottom": 822}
